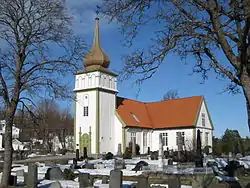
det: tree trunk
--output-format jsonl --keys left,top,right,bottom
{"left": 0, "top": 106, "right": 16, "bottom": 187}
{"left": 241, "top": 73, "right": 250, "bottom": 132}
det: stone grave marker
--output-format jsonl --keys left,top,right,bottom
{"left": 83, "top": 147, "right": 88, "bottom": 159}
{"left": 76, "top": 148, "right": 80, "bottom": 161}
{"left": 27, "top": 163, "right": 37, "bottom": 188}
{"left": 79, "top": 173, "right": 90, "bottom": 188}
{"left": 114, "top": 159, "right": 125, "bottom": 170}
{"left": 45, "top": 167, "right": 64, "bottom": 180}
{"left": 49, "top": 181, "right": 62, "bottom": 188}
{"left": 132, "top": 138, "right": 136, "bottom": 157}
{"left": 168, "top": 177, "right": 181, "bottom": 188}
{"left": 102, "top": 175, "right": 109, "bottom": 184}
{"left": 8, "top": 175, "right": 17, "bottom": 186}
{"left": 117, "top": 143, "right": 122, "bottom": 156}
{"left": 109, "top": 169, "right": 122, "bottom": 188}
{"left": 136, "top": 175, "right": 150, "bottom": 188}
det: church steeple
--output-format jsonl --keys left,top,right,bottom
{"left": 84, "top": 16, "right": 110, "bottom": 69}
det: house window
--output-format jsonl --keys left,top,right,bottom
{"left": 176, "top": 132, "right": 185, "bottom": 146}
{"left": 201, "top": 113, "right": 205, "bottom": 126}
{"left": 160, "top": 133, "right": 168, "bottom": 146}
{"left": 205, "top": 132, "right": 209, "bottom": 146}
{"left": 83, "top": 106, "right": 88, "bottom": 116}
{"left": 143, "top": 132, "right": 147, "bottom": 147}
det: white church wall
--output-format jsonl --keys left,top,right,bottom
{"left": 75, "top": 90, "right": 97, "bottom": 153}
{"left": 151, "top": 128, "right": 194, "bottom": 151}
{"left": 195, "top": 100, "right": 213, "bottom": 149}
{"left": 99, "top": 91, "right": 116, "bottom": 153}
{"left": 114, "top": 115, "right": 123, "bottom": 154}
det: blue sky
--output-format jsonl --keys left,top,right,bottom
{"left": 61, "top": 0, "right": 249, "bottom": 138}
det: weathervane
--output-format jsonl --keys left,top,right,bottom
{"left": 96, "top": 5, "right": 101, "bottom": 18}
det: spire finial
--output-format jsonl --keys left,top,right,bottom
{"left": 83, "top": 5, "right": 110, "bottom": 69}
{"left": 96, "top": 5, "right": 101, "bottom": 19}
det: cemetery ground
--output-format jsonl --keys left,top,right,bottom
{"left": 0, "top": 148, "right": 250, "bottom": 188}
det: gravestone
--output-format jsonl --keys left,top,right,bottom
{"left": 8, "top": 175, "right": 17, "bottom": 186}
{"left": 79, "top": 173, "right": 90, "bottom": 188}
{"left": 136, "top": 175, "right": 150, "bottom": 188}
{"left": 114, "top": 159, "right": 126, "bottom": 170}
{"left": 147, "top": 147, "right": 150, "bottom": 155}
{"left": 109, "top": 169, "right": 122, "bottom": 188}
{"left": 117, "top": 143, "right": 122, "bottom": 156}
{"left": 168, "top": 178, "right": 181, "bottom": 188}
{"left": 45, "top": 167, "right": 64, "bottom": 180}
{"left": 24, "top": 172, "right": 28, "bottom": 185}
{"left": 132, "top": 138, "right": 136, "bottom": 157}
{"left": 49, "top": 181, "right": 62, "bottom": 188}
{"left": 76, "top": 149, "right": 80, "bottom": 161}
{"left": 27, "top": 163, "right": 37, "bottom": 188}
{"left": 102, "top": 175, "right": 109, "bottom": 184}
{"left": 83, "top": 147, "right": 88, "bottom": 159}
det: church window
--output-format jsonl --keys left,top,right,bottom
{"left": 131, "top": 132, "right": 136, "bottom": 143}
{"left": 131, "top": 113, "right": 140, "bottom": 122}
{"left": 160, "top": 132, "right": 168, "bottom": 146}
{"left": 201, "top": 113, "right": 205, "bottom": 126}
{"left": 205, "top": 132, "right": 209, "bottom": 146}
{"left": 143, "top": 132, "right": 147, "bottom": 147}
{"left": 83, "top": 106, "right": 88, "bottom": 116}
{"left": 176, "top": 132, "right": 185, "bottom": 146}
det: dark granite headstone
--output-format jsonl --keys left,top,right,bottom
{"left": 27, "top": 163, "right": 37, "bottom": 187}
{"left": 76, "top": 149, "right": 80, "bottom": 161}
{"left": 137, "top": 175, "right": 150, "bottom": 188}
{"left": 114, "top": 159, "right": 126, "bottom": 170}
{"left": 168, "top": 178, "right": 181, "bottom": 188}
{"left": 8, "top": 175, "right": 17, "bottom": 186}
{"left": 147, "top": 147, "right": 150, "bottom": 155}
{"left": 79, "top": 173, "right": 90, "bottom": 188}
{"left": 102, "top": 175, "right": 109, "bottom": 184}
{"left": 83, "top": 147, "right": 88, "bottom": 159}
{"left": 45, "top": 167, "right": 64, "bottom": 180}
{"left": 109, "top": 169, "right": 122, "bottom": 188}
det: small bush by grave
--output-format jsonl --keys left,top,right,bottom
{"left": 103, "top": 152, "right": 114, "bottom": 160}
{"left": 123, "top": 147, "right": 132, "bottom": 159}
{"left": 150, "top": 151, "right": 158, "bottom": 160}
{"left": 63, "top": 169, "right": 76, "bottom": 180}
{"left": 136, "top": 144, "right": 140, "bottom": 155}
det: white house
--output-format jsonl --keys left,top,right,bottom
{"left": 0, "top": 120, "right": 22, "bottom": 150}
{"left": 74, "top": 17, "right": 214, "bottom": 154}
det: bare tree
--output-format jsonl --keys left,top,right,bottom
{"left": 162, "top": 89, "right": 180, "bottom": 100}
{"left": 0, "top": 0, "right": 85, "bottom": 186}
{"left": 103, "top": 1, "right": 250, "bottom": 129}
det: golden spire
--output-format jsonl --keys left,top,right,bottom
{"left": 84, "top": 16, "right": 110, "bottom": 69}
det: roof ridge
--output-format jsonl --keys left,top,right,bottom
{"left": 118, "top": 95, "right": 203, "bottom": 104}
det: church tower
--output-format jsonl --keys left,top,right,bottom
{"left": 74, "top": 16, "right": 118, "bottom": 154}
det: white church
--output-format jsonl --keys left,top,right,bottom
{"left": 74, "top": 17, "right": 214, "bottom": 155}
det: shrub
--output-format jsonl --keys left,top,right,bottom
{"left": 63, "top": 169, "right": 76, "bottom": 180}
{"left": 103, "top": 152, "right": 114, "bottom": 160}
{"left": 203, "top": 146, "right": 211, "bottom": 155}
{"left": 136, "top": 144, "right": 140, "bottom": 155}
{"left": 123, "top": 147, "right": 132, "bottom": 159}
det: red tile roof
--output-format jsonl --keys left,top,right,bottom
{"left": 116, "top": 96, "right": 203, "bottom": 129}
